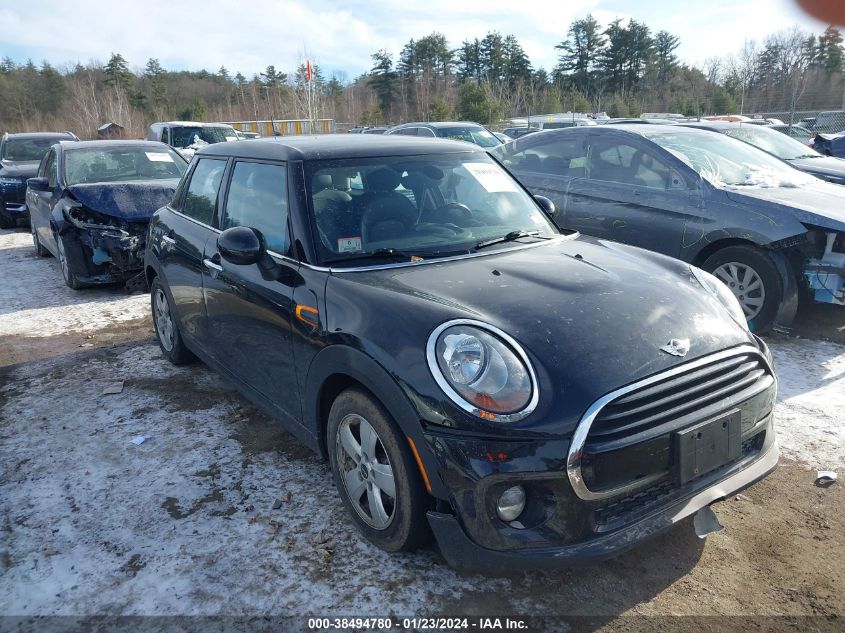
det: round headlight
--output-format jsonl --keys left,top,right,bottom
{"left": 427, "top": 320, "right": 538, "bottom": 422}
{"left": 690, "top": 266, "right": 750, "bottom": 332}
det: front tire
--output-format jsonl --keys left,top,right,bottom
{"left": 150, "top": 276, "right": 195, "bottom": 365}
{"left": 328, "top": 388, "right": 431, "bottom": 552}
{"left": 32, "top": 223, "right": 49, "bottom": 257}
{"left": 702, "top": 244, "right": 783, "bottom": 333}
{"left": 56, "top": 232, "right": 83, "bottom": 289}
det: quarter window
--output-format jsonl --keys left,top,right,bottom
{"left": 181, "top": 158, "right": 227, "bottom": 225}
{"left": 223, "top": 161, "right": 290, "bottom": 254}
{"left": 588, "top": 139, "right": 672, "bottom": 189}
{"left": 43, "top": 150, "right": 58, "bottom": 188}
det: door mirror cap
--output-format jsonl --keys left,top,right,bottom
{"left": 534, "top": 195, "right": 556, "bottom": 217}
{"left": 218, "top": 226, "right": 265, "bottom": 266}
{"left": 27, "top": 177, "right": 50, "bottom": 192}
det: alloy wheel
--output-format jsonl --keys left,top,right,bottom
{"left": 153, "top": 288, "right": 175, "bottom": 351}
{"left": 713, "top": 261, "right": 766, "bottom": 319}
{"left": 335, "top": 413, "right": 396, "bottom": 529}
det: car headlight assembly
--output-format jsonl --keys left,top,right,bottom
{"left": 690, "top": 266, "right": 750, "bottom": 331}
{"left": 426, "top": 319, "right": 539, "bottom": 422}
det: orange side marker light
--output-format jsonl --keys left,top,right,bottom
{"left": 295, "top": 304, "right": 320, "bottom": 328}
{"left": 407, "top": 436, "right": 433, "bottom": 493}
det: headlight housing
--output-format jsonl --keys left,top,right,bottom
{"left": 0, "top": 176, "right": 22, "bottom": 186}
{"left": 426, "top": 319, "right": 538, "bottom": 422}
{"left": 690, "top": 266, "right": 750, "bottom": 331}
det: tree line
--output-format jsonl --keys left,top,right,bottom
{"left": 1, "top": 15, "right": 843, "bottom": 138}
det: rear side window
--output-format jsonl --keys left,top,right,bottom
{"left": 499, "top": 137, "right": 587, "bottom": 177}
{"left": 181, "top": 158, "right": 227, "bottom": 225}
{"left": 222, "top": 161, "right": 290, "bottom": 254}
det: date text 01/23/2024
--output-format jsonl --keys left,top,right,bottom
{"left": 307, "top": 617, "right": 529, "bottom": 630}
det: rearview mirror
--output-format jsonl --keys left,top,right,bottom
{"left": 534, "top": 195, "right": 556, "bottom": 217}
{"left": 218, "top": 226, "right": 264, "bottom": 266}
{"left": 27, "top": 177, "right": 50, "bottom": 192}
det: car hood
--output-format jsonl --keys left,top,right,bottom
{"left": 0, "top": 160, "right": 40, "bottom": 179}
{"left": 787, "top": 156, "right": 845, "bottom": 183}
{"left": 329, "top": 236, "right": 756, "bottom": 433}
{"left": 724, "top": 183, "right": 845, "bottom": 232}
{"left": 67, "top": 180, "right": 180, "bottom": 221}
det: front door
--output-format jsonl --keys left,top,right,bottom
{"left": 27, "top": 148, "right": 60, "bottom": 252}
{"left": 202, "top": 159, "right": 301, "bottom": 422}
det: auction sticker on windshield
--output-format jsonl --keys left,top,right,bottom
{"left": 464, "top": 162, "right": 518, "bottom": 192}
{"left": 145, "top": 152, "right": 174, "bottom": 162}
{"left": 338, "top": 236, "right": 362, "bottom": 252}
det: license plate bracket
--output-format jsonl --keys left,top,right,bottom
{"left": 674, "top": 410, "right": 741, "bottom": 485}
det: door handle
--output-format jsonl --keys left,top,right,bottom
{"left": 203, "top": 258, "right": 223, "bottom": 272}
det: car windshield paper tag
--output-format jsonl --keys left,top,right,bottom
{"left": 338, "top": 237, "right": 362, "bottom": 252}
{"left": 464, "top": 162, "right": 517, "bottom": 192}
{"left": 145, "top": 152, "right": 174, "bottom": 162}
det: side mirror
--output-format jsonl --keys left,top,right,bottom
{"left": 534, "top": 195, "right": 556, "bottom": 217}
{"left": 218, "top": 226, "right": 264, "bottom": 266}
{"left": 27, "top": 177, "right": 50, "bottom": 192}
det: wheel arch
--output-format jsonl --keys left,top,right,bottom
{"left": 305, "top": 344, "right": 447, "bottom": 498}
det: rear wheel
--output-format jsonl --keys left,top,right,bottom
{"left": 328, "top": 388, "right": 431, "bottom": 552}
{"left": 702, "top": 244, "right": 783, "bottom": 333}
{"left": 150, "top": 276, "right": 195, "bottom": 365}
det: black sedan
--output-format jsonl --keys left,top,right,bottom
{"left": 26, "top": 140, "right": 187, "bottom": 289}
{"left": 143, "top": 135, "right": 778, "bottom": 571}
{"left": 680, "top": 121, "right": 845, "bottom": 184}
{"left": 493, "top": 125, "right": 845, "bottom": 332}
{"left": 0, "top": 131, "right": 78, "bottom": 228}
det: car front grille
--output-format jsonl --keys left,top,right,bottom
{"left": 587, "top": 349, "right": 772, "bottom": 443}
{"left": 0, "top": 178, "right": 27, "bottom": 204}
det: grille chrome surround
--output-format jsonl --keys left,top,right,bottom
{"left": 567, "top": 345, "right": 775, "bottom": 501}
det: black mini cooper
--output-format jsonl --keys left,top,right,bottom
{"left": 144, "top": 136, "right": 778, "bottom": 571}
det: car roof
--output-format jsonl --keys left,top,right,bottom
{"left": 3, "top": 132, "right": 76, "bottom": 140}
{"left": 195, "top": 135, "right": 483, "bottom": 161}
{"left": 153, "top": 121, "right": 234, "bottom": 127}
{"left": 393, "top": 121, "right": 485, "bottom": 128}
{"left": 55, "top": 140, "right": 175, "bottom": 151}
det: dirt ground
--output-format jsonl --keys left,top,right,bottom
{"left": 1, "top": 226, "right": 844, "bottom": 631}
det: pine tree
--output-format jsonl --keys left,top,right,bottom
{"left": 104, "top": 52, "right": 132, "bottom": 91}
{"left": 368, "top": 50, "right": 396, "bottom": 117}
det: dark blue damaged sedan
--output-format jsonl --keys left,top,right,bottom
{"left": 143, "top": 135, "right": 778, "bottom": 572}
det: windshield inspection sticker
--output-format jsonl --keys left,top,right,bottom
{"left": 338, "top": 236, "right": 362, "bottom": 252}
{"left": 464, "top": 162, "right": 518, "bottom": 192}
{"left": 145, "top": 152, "right": 174, "bottom": 162}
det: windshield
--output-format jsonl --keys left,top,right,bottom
{"left": 170, "top": 126, "right": 236, "bottom": 148}
{"left": 2, "top": 137, "right": 65, "bottom": 162}
{"left": 307, "top": 153, "right": 557, "bottom": 265}
{"left": 721, "top": 125, "right": 820, "bottom": 160}
{"left": 439, "top": 127, "right": 501, "bottom": 148}
{"left": 643, "top": 129, "right": 816, "bottom": 188}
{"left": 64, "top": 146, "right": 188, "bottom": 185}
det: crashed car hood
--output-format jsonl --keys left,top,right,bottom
{"left": 725, "top": 183, "right": 845, "bottom": 232}
{"left": 787, "top": 156, "right": 845, "bottom": 184}
{"left": 330, "top": 236, "right": 756, "bottom": 430}
{"left": 67, "top": 180, "right": 180, "bottom": 221}
{"left": 0, "top": 160, "right": 40, "bottom": 179}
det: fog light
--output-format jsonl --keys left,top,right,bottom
{"left": 496, "top": 485, "right": 526, "bottom": 522}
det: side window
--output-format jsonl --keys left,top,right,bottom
{"left": 396, "top": 127, "right": 418, "bottom": 136}
{"left": 588, "top": 139, "right": 672, "bottom": 189}
{"left": 223, "top": 161, "right": 290, "bottom": 254}
{"left": 503, "top": 137, "right": 587, "bottom": 177}
{"left": 417, "top": 127, "right": 436, "bottom": 137}
{"left": 161, "top": 128, "right": 170, "bottom": 145}
{"left": 43, "top": 150, "right": 58, "bottom": 188}
{"left": 181, "top": 158, "right": 227, "bottom": 225}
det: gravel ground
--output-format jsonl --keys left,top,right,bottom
{"left": 0, "top": 227, "right": 843, "bottom": 631}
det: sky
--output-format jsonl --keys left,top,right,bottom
{"left": 0, "top": 0, "right": 829, "bottom": 79}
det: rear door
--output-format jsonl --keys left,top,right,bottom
{"left": 202, "top": 159, "right": 301, "bottom": 422}
{"left": 155, "top": 156, "right": 228, "bottom": 345}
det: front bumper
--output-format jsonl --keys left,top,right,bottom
{"left": 429, "top": 437, "right": 778, "bottom": 572}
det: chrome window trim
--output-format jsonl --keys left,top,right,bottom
{"left": 566, "top": 344, "right": 775, "bottom": 502}
{"left": 425, "top": 318, "right": 540, "bottom": 423}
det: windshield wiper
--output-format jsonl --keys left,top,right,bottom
{"left": 474, "top": 230, "right": 551, "bottom": 251}
{"left": 323, "top": 248, "right": 419, "bottom": 264}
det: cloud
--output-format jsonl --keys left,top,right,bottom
{"left": 0, "top": 0, "right": 826, "bottom": 78}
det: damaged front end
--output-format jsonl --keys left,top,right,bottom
{"left": 60, "top": 200, "right": 149, "bottom": 287}
{"left": 802, "top": 229, "right": 845, "bottom": 305}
